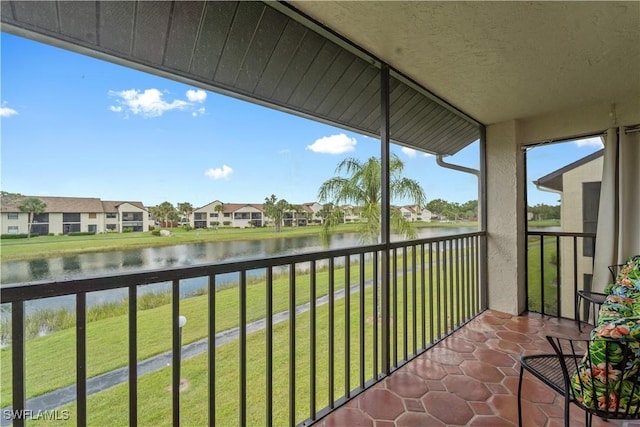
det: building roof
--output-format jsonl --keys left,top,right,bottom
{"left": 220, "top": 203, "right": 265, "bottom": 213}
{"left": 1, "top": 195, "right": 146, "bottom": 213}
{"left": 534, "top": 149, "right": 604, "bottom": 192}
{"left": 102, "top": 201, "right": 147, "bottom": 212}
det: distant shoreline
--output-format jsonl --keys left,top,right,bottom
{"left": 0, "top": 221, "right": 484, "bottom": 262}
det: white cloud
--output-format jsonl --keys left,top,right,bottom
{"left": 192, "top": 107, "right": 206, "bottom": 117}
{"left": 109, "top": 88, "right": 207, "bottom": 118}
{"left": 306, "top": 133, "right": 357, "bottom": 154}
{"left": 400, "top": 146, "right": 433, "bottom": 158}
{"left": 205, "top": 165, "right": 233, "bottom": 180}
{"left": 574, "top": 136, "right": 604, "bottom": 148}
{"left": 186, "top": 89, "right": 207, "bottom": 103}
{"left": 401, "top": 147, "right": 417, "bottom": 158}
{"left": 0, "top": 103, "right": 18, "bottom": 117}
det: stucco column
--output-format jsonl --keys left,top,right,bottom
{"left": 485, "top": 120, "right": 527, "bottom": 315}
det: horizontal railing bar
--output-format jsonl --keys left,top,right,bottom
{"left": 1, "top": 232, "right": 485, "bottom": 303}
{"left": 388, "top": 231, "right": 484, "bottom": 249}
{"left": 526, "top": 231, "right": 595, "bottom": 238}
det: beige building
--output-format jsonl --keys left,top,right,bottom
{"left": 0, "top": 196, "right": 150, "bottom": 235}
{"left": 534, "top": 149, "right": 604, "bottom": 313}
{"left": 192, "top": 201, "right": 264, "bottom": 228}
{"left": 399, "top": 205, "right": 433, "bottom": 222}
{"left": 301, "top": 202, "right": 323, "bottom": 225}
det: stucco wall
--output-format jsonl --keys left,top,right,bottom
{"left": 486, "top": 120, "right": 527, "bottom": 315}
{"left": 0, "top": 213, "right": 29, "bottom": 234}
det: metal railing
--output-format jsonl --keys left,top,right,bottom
{"left": 1, "top": 232, "right": 485, "bottom": 426}
{"left": 526, "top": 231, "right": 596, "bottom": 319}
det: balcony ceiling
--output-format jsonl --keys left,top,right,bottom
{"left": 289, "top": 1, "right": 640, "bottom": 125}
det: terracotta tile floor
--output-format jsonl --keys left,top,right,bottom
{"left": 315, "top": 310, "right": 640, "bottom": 427}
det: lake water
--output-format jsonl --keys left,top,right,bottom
{"left": 1, "top": 227, "right": 476, "bottom": 312}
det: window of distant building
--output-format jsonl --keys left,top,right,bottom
{"left": 224, "top": 213, "right": 231, "bottom": 218}
{"left": 582, "top": 182, "right": 601, "bottom": 257}
{"left": 33, "top": 213, "right": 49, "bottom": 223}
{"left": 210, "top": 213, "right": 218, "bottom": 218}
{"left": 106, "top": 224, "right": 117, "bottom": 230}
{"left": 7, "top": 213, "right": 18, "bottom": 220}
{"left": 8, "top": 226, "right": 18, "bottom": 234}
{"left": 106, "top": 212, "right": 117, "bottom": 219}
{"left": 63, "top": 213, "right": 81, "bottom": 222}
{"left": 89, "top": 213, "right": 97, "bottom": 219}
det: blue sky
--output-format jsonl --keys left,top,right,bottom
{"left": 1, "top": 33, "right": 603, "bottom": 208}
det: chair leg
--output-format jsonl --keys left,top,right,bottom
{"left": 517, "top": 366, "right": 525, "bottom": 427}
{"left": 577, "top": 296, "right": 583, "bottom": 332}
{"left": 564, "top": 395, "right": 570, "bottom": 427}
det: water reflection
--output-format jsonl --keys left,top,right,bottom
{"left": 2, "top": 227, "right": 477, "bottom": 285}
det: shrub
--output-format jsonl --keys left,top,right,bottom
{"left": 67, "top": 231, "right": 96, "bottom": 236}
{"left": 0, "top": 233, "right": 38, "bottom": 239}
{"left": 151, "top": 229, "right": 161, "bottom": 236}
{"left": 122, "top": 227, "right": 133, "bottom": 233}
{"left": 181, "top": 224, "right": 193, "bottom": 231}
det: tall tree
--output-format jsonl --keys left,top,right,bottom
{"left": 317, "top": 203, "right": 344, "bottom": 225}
{"left": 318, "top": 154, "right": 426, "bottom": 244}
{"left": 426, "top": 198, "right": 449, "bottom": 219}
{"left": 177, "top": 202, "right": 194, "bottom": 224}
{"left": 17, "top": 197, "right": 47, "bottom": 238}
{"left": 264, "top": 194, "right": 289, "bottom": 232}
{"left": 1, "top": 191, "right": 24, "bottom": 205}
{"left": 153, "top": 201, "right": 177, "bottom": 228}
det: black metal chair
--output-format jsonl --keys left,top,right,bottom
{"left": 576, "top": 264, "right": 626, "bottom": 332}
{"left": 518, "top": 335, "right": 640, "bottom": 427}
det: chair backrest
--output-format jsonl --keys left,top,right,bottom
{"left": 609, "top": 264, "right": 626, "bottom": 281}
{"left": 547, "top": 335, "right": 640, "bottom": 420}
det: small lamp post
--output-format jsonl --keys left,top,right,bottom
{"left": 178, "top": 315, "right": 187, "bottom": 388}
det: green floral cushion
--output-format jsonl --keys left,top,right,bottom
{"left": 571, "top": 255, "right": 640, "bottom": 413}
{"left": 571, "top": 334, "right": 640, "bottom": 412}
{"left": 605, "top": 256, "right": 640, "bottom": 298}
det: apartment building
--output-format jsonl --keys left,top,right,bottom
{"left": 192, "top": 201, "right": 326, "bottom": 229}
{"left": 0, "top": 196, "right": 150, "bottom": 235}
{"left": 192, "top": 201, "right": 264, "bottom": 228}
{"left": 399, "top": 205, "right": 433, "bottom": 222}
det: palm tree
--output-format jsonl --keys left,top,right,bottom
{"left": 18, "top": 197, "right": 47, "bottom": 238}
{"left": 212, "top": 203, "right": 224, "bottom": 227}
{"left": 318, "top": 154, "right": 426, "bottom": 244}
{"left": 177, "top": 202, "right": 193, "bottom": 225}
{"left": 264, "top": 194, "right": 290, "bottom": 232}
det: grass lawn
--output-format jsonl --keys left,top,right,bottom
{"left": 0, "top": 221, "right": 478, "bottom": 262}
{"left": 526, "top": 235, "right": 559, "bottom": 314}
